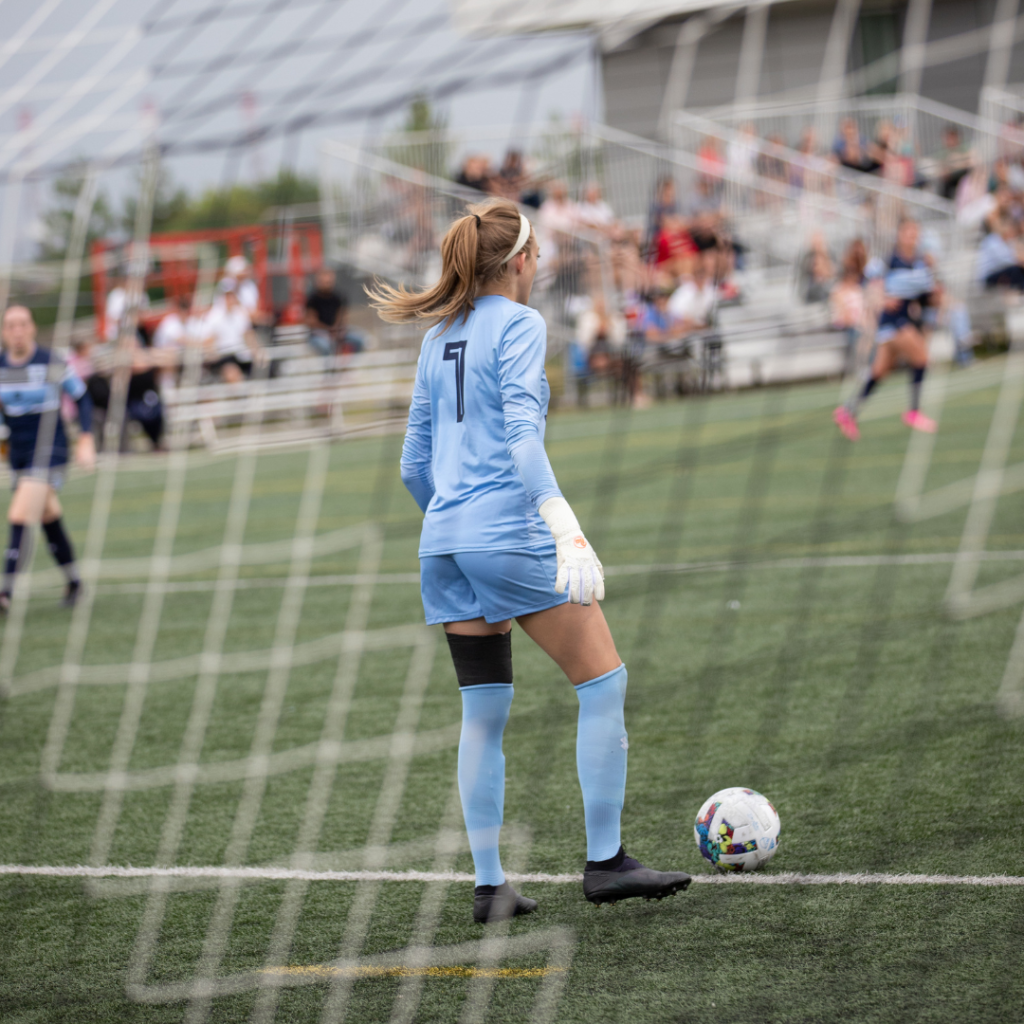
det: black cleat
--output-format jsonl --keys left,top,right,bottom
{"left": 473, "top": 882, "right": 538, "bottom": 925}
{"left": 583, "top": 847, "right": 691, "bottom": 906}
{"left": 61, "top": 580, "right": 82, "bottom": 608}
{"left": 0, "top": 591, "right": 9, "bottom": 614}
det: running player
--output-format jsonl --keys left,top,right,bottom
{"left": 0, "top": 305, "right": 94, "bottom": 611}
{"left": 370, "top": 199, "right": 691, "bottom": 924}
{"left": 834, "top": 218, "right": 938, "bottom": 440}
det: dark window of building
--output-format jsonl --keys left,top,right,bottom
{"left": 858, "top": 12, "right": 901, "bottom": 94}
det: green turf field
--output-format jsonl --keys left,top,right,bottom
{"left": 2, "top": 361, "right": 1024, "bottom": 1023}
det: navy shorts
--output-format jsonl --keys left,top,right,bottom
{"left": 420, "top": 546, "right": 568, "bottom": 625}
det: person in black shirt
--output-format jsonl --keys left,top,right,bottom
{"left": 305, "top": 268, "right": 348, "bottom": 355}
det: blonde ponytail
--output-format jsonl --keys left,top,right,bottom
{"left": 367, "top": 198, "right": 532, "bottom": 333}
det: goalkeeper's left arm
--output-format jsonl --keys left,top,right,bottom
{"left": 500, "top": 315, "right": 604, "bottom": 606}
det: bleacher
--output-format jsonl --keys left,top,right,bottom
{"left": 160, "top": 337, "right": 419, "bottom": 452}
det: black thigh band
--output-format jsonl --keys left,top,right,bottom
{"left": 445, "top": 631, "right": 513, "bottom": 687}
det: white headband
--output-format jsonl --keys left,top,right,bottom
{"left": 500, "top": 214, "right": 531, "bottom": 265}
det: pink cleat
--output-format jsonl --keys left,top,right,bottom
{"left": 902, "top": 410, "right": 936, "bottom": 433}
{"left": 833, "top": 406, "right": 860, "bottom": 441}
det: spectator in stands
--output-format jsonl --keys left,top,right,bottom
{"left": 125, "top": 328, "right": 165, "bottom": 450}
{"left": 653, "top": 214, "right": 698, "bottom": 279}
{"left": 305, "top": 267, "right": 349, "bottom": 356}
{"left": 576, "top": 295, "right": 626, "bottom": 377}
{"left": 539, "top": 180, "right": 583, "bottom": 295}
{"left": 689, "top": 210, "right": 740, "bottom": 299}
{"left": 833, "top": 118, "right": 882, "bottom": 174}
{"left": 103, "top": 272, "right": 148, "bottom": 343}
{"left": 686, "top": 176, "right": 721, "bottom": 219}
{"left": 956, "top": 162, "right": 997, "bottom": 228}
{"left": 153, "top": 294, "right": 191, "bottom": 353}
{"left": 799, "top": 231, "right": 835, "bottom": 303}
{"left": 640, "top": 280, "right": 684, "bottom": 347}
{"left": 977, "top": 215, "right": 1024, "bottom": 291}
{"left": 202, "top": 279, "right": 265, "bottom": 382}
{"left": 576, "top": 181, "right": 615, "bottom": 234}
{"left": 647, "top": 177, "right": 678, "bottom": 248}
{"left": 668, "top": 259, "right": 716, "bottom": 331}
{"left": 104, "top": 272, "right": 126, "bottom": 342}
{"left": 934, "top": 126, "right": 974, "bottom": 200}
{"left": 224, "top": 255, "right": 269, "bottom": 326}
{"left": 152, "top": 293, "right": 195, "bottom": 390}
{"left": 830, "top": 239, "right": 868, "bottom": 374}
{"left": 759, "top": 134, "right": 789, "bottom": 185}
{"left": 697, "top": 135, "right": 725, "bottom": 192}
{"left": 455, "top": 155, "right": 491, "bottom": 192}
{"left": 727, "top": 122, "right": 760, "bottom": 187}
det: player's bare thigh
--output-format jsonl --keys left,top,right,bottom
{"left": 444, "top": 601, "right": 620, "bottom": 686}
{"left": 891, "top": 324, "right": 927, "bottom": 367}
{"left": 8, "top": 479, "right": 61, "bottom": 525}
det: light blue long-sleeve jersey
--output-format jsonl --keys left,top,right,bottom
{"left": 401, "top": 295, "right": 562, "bottom": 556}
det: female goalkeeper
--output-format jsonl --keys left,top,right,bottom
{"left": 370, "top": 199, "right": 690, "bottom": 924}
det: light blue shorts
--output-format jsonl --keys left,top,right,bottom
{"left": 420, "top": 546, "right": 568, "bottom": 625}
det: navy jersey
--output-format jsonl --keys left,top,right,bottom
{"left": 878, "top": 251, "right": 935, "bottom": 331}
{"left": 0, "top": 347, "right": 90, "bottom": 470}
{"left": 401, "top": 295, "right": 561, "bottom": 556}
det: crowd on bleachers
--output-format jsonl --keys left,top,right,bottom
{"left": 67, "top": 256, "right": 362, "bottom": 451}
{"left": 442, "top": 110, "right": 1024, "bottom": 405}
{"left": 55, "top": 110, "right": 1024, "bottom": 439}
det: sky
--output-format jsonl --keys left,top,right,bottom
{"left": 0, "top": 0, "right": 597, "bottom": 258}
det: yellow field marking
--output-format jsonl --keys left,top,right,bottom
{"left": 259, "top": 964, "right": 562, "bottom": 980}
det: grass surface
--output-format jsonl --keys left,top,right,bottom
{"left": 2, "top": 365, "right": 1024, "bottom": 1022}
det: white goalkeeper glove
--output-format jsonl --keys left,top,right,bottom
{"left": 538, "top": 496, "right": 605, "bottom": 605}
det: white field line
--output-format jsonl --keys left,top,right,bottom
{"left": 19, "top": 549, "right": 1024, "bottom": 601}
{"left": 251, "top": 529, "right": 383, "bottom": 1024}
{"left": 181, "top": 444, "right": 331, "bottom": 1024}
{"left": 12, "top": 549, "right": 1024, "bottom": 700}
{"left": 4, "top": 864, "right": 1024, "bottom": 887}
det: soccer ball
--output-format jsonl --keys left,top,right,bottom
{"left": 694, "top": 787, "right": 780, "bottom": 872}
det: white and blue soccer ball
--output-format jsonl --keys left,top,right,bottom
{"left": 694, "top": 787, "right": 780, "bottom": 872}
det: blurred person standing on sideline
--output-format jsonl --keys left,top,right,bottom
{"left": 0, "top": 306, "right": 94, "bottom": 611}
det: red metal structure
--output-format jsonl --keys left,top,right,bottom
{"left": 91, "top": 221, "right": 324, "bottom": 338}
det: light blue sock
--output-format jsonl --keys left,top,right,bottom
{"left": 458, "top": 683, "right": 513, "bottom": 886}
{"left": 575, "top": 664, "right": 628, "bottom": 861}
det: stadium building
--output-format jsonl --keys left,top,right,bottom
{"left": 451, "top": 0, "right": 1022, "bottom": 138}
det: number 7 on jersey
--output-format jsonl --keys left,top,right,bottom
{"left": 443, "top": 341, "right": 467, "bottom": 422}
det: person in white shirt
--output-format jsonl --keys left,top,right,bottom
{"left": 104, "top": 278, "right": 126, "bottom": 342}
{"left": 103, "top": 273, "right": 150, "bottom": 342}
{"left": 668, "top": 266, "right": 716, "bottom": 331}
{"left": 202, "top": 279, "right": 265, "bottom": 382}
{"left": 224, "top": 255, "right": 265, "bottom": 322}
